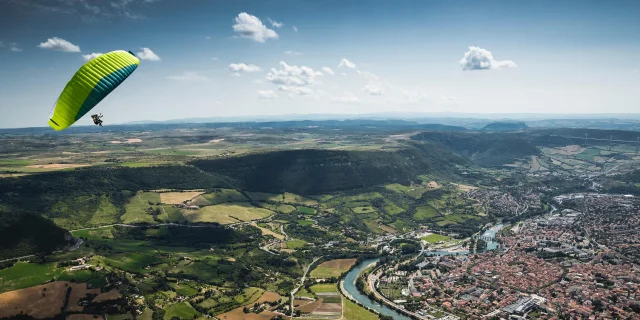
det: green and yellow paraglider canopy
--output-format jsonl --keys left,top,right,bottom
{"left": 48, "top": 50, "right": 139, "bottom": 130}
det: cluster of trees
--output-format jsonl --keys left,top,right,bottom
{"left": 0, "top": 210, "right": 72, "bottom": 260}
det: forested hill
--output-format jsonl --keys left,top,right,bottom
{"left": 482, "top": 121, "right": 528, "bottom": 131}
{"left": 190, "top": 143, "right": 468, "bottom": 194}
{"left": 0, "top": 210, "right": 71, "bottom": 260}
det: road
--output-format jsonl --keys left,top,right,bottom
{"left": 290, "top": 256, "right": 321, "bottom": 319}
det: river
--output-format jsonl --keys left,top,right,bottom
{"left": 343, "top": 258, "right": 414, "bottom": 320}
{"left": 342, "top": 224, "right": 505, "bottom": 319}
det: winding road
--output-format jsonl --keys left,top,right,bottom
{"left": 290, "top": 256, "right": 321, "bottom": 319}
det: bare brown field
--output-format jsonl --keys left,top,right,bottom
{"left": 159, "top": 191, "right": 205, "bottom": 204}
{"left": 297, "top": 298, "right": 322, "bottom": 313}
{"left": 217, "top": 308, "right": 278, "bottom": 320}
{"left": 0, "top": 173, "right": 29, "bottom": 178}
{"left": 110, "top": 139, "right": 142, "bottom": 144}
{"left": 453, "top": 183, "right": 478, "bottom": 192}
{"left": 92, "top": 289, "right": 121, "bottom": 302}
{"left": 255, "top": 291, "right": 281, "bottom": 304}
{"left": 252, "top": 223, "right": 285, "bottom": 240}
{"left": 26, "top": 164, "right": 90, "bottom": 170}
{"left": 320, "top": 259, "right": 356, "bottom": 270}
{"left": 0, "top": 281, "right": 69, "bottom": 319}
{"left": 209, "top": 139, "right": 225, "bottom": 143}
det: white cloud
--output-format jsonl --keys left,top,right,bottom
{"left": 331, "top": 94, "right": 361, "bottom": 104}
{"left": 362, "top": 84, "right": 383, "bottom": 95}
{"left": 321, "top": 67, "right": 335, "bottom": 75}
{"left": 357, "top": 70, "right": 379, "bottom": 81}
{"left": 228, "top": 63, "right": 261, "bottom": 74}
{"left": 293, "top": 26, "right": 298, "bottom": 32}
{"left": 338, "top": 58, "right": 356, "bottom": 69}
{"left": 284, "top": 50, "right": 302, "bottom": 56}
{"left": 278, "top": 85, "right": 313, "bottom": 96}
{"left": 136, "top": 47, "right": 160, "bottom": 61}
{"left": 166, "top": 71, "right": 210, "bottom": 82}
{"left": 267, "top": 17, "right": 283, "bottom": 28}
{"left": 230, "top": 73, "right": 241, "bottom": 77}
{"left": 205, "top": 36, "right": 211, "bottom": 40}
{"left": 341, "top": 72, "right": 347, "bottom": 76}
{"left": 459, "top": 46, "right": 516, "bottom": 71}
{"left": 257, "top": 90, "right": 278, "bottom": 99}
{"left": 233, "top": 12, "right": 278, "bottom": 43}
{"left": 265, "top": 61, "right": 323, "bottom": 86}
{"left": 82, "top": 52, "right": 102, "bottom": 61}
{"left": 37, "top": 37, "right": 80, "bottom": 52}
{"left": 10, "top": 46, "right": 23, "bottom": 52}
{"left": 211, "top": 57, "right": 218, "bottom": 61}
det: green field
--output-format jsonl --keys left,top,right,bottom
{"left": 0, "top": 262, "right": 61, "bottom": 293}
{"left": 309, "top": 283, "right": 338, "bottom": 293}
{"left": 422, "top": 233, "right": 451, "bottom": 243}
{"left": 383, "top": 200, "right": 404, "bottom": 215}
{"left": 413, "top": 205, "right": 440, "bottom": 221}
{"left": 169, "top": 282, "right": 199, "bottom": 297}
{"left": 121, "top": 191, "right": 161, "bottom": 224}
{"left": 342, "top": 297, "right": 378, "bottom": 320}
{"left": 296, "top": 219, "right": 314, "bottom": 226}
{"left": 297, "top": 206, "right": 316, "bottom": 215}
{"left": 191, "top": 189, "right": 247, "bottom": 205}
{"left": 285, "top": 239, "right": 306, "bottom": 249}
{"left": 164, "top": 302, "right": 200, "bottom": 320}
{"left": 172, "top": 261, "right": 219, "bottom": 283}
{"left": 435, "top": 214, "right": 478, "bottom": 226}
{"left": 351, "top": 206, "right": 376, "bottom": 214}
{"left": 103, "top": 252, "right": 160, "bottom": 273}
{"left": 183, "top": 203, "right": 274, "bottom": 224}
{"left": 247, "top": 192, "right": 318, "bottom": 206}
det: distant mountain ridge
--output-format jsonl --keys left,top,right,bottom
{"left": 482, "top": 122, "right": 529, "bottom": 131}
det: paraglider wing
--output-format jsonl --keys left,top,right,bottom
{"left": 48, "top": 50, "right": 139, "bottom": 130}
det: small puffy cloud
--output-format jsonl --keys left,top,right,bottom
{"left": 1, "top": 41, "right": 22, "bottom": 52}
{"left": 293, "top": 26, "right": 298, "bottom": 32}
{"left": 267, "top": 17, "right": 283, "bottom": 28}
{"left": 341, "top": 72, "right": 347, "bottom": 76}
{"left": 205, "top": 36, "right": 211, "bottom": 40}
{"left": 166, "top": 71, "right": 210, "bottom": 82}
{"left": 338, "top": 58, "right": 356, "bottom": 69}
{"left": 136, "top": 47, "right": 161, "bottom": 61}
{"left": 37, "top": 37, "right": 80, "bottom": 52}
{"left": 82, "top": 52, "right": 102, "bottom": 61}
{"left": 284, "top": 50, "right": 302, "bottom": 56}
{"left": 459, "top": 46, "right": 516, "bottom": 71}
{"left": 211, "top": 57, "right": 219, "bottom": 61}
{"left": 266, "top": 61, "right": 322, "bottom": 86}
{"left": 279, "top": 85, "right": 313, "bottom": 96}
{"left": 357, "top": 70, "right": 379, "bottom": 81}
{"left": 228, "top": 63, "right": 261, "bottom": 74}
{"left": 257, "top": 90, "right": 278, "bottom": 99}
{"left": 438, "top": 95, "right": 460, "bottom": 107}
{"left": 362, "top": 84, "right": 383, "bottom": 95}
{"left": 233, "top": 12, "right": 278, "bottom": 43}
{"left": 321, "top": 67, "right": 334, "bottom": 75}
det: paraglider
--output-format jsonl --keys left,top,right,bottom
{"left": 91, "top": 113, "right": 104, "bottom": 127}
{"left": 48, "top": 50, "right": 139, "bottom": 130}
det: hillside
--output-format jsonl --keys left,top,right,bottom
{"left": 0, "top": 210, "right": 71, "bottom": 260}
{"left": 190, "top": 143, "right": 467, "bottom": 194}
{"left": 0, "top": 166, "right": 230, "bottom": 229}
{"left": 412, "top": 131, "right": 540, "bottom": 167}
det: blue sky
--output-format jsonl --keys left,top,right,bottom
{"left": 0, "top": 0, "right": 639, "bottom": 128}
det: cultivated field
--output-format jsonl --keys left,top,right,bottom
{"left": 310, "top": 259, "right": 357, "bottom": 279}
{"left": 0, "top": 281, "right": 94, "bottom": 318}
{"left": 252, "top": 222, "right": 285, "bottom": 240}
{"left": 158, "top": 191, "right": 204, "bottom": 204}
{"left": 182, "top": 203, "right": 274, "bottom": 224}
